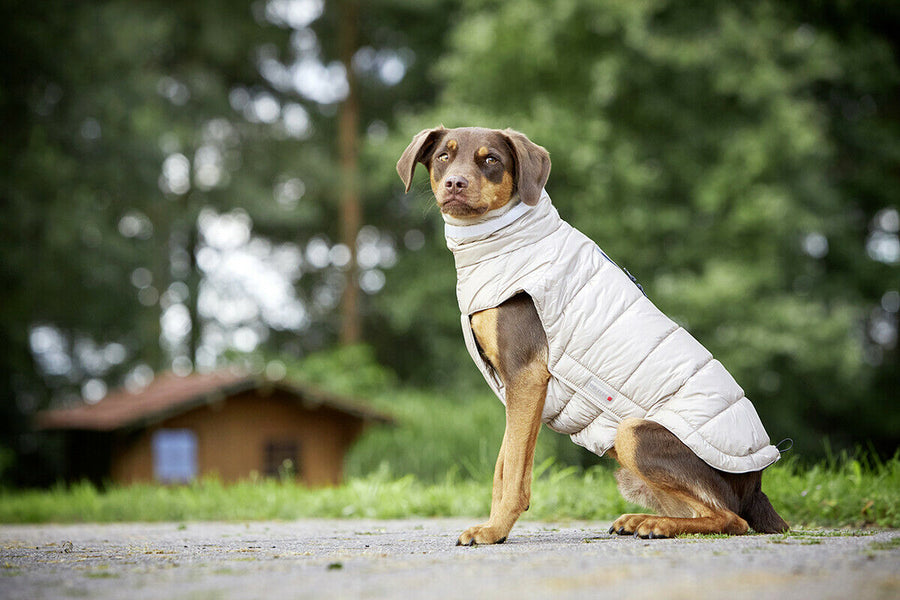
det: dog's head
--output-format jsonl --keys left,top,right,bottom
{"left": 397, "top": 126, "right": 551, "bottom": 219}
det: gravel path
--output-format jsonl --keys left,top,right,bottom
{"left": 1, "top": 519, "right": 897, "bottom": 599}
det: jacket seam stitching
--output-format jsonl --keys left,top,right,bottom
{"left": 591, "top": 292, "right": 644, "bottom": 345}
{"left": 652, "top": 408, "right": 764, "bottom": 460}
{"left": 619, "top": 323, "right": 681, "bottom": 395}
{"left": 648, "top": 356, "right": 717, "bottom": 421}
{"left": 558, "top": 260, "right": 610, "bottom": 309}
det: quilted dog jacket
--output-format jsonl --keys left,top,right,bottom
{"left": 445, "top": 191, "right": 780, "bottom": 474}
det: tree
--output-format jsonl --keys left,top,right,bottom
{"left": 0, "top": 0, "right": 298, "bottom": 482}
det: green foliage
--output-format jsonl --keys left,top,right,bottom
{"left": 279, "top": 345, "right": 399, "bottom": 398}
{"left": 346, "top": 388, "right": 505, "bottom": 482}
{"left": 383, "top": 0, "right": 900, "bottom": 457}
{"left": 765, "top": 452, "right": 900, "bottom": 529}
{"left": 0, "top": 447, "right": 13, "bottom": 483}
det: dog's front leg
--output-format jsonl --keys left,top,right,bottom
{"left": 488, "top": 429, "right": 507, "bottom": 518}
{"left": 458, "top": 305, "right": 549, "bottom": 546}
{"left": 458, "top": 373, "right": 548, "bottom": 545}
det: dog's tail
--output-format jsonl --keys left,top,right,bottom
{"left": 740, "top": 485, "right": 789, "bottom": 534}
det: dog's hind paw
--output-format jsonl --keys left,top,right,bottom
{"left": 609, "top": 513, "right": 654, "bottom": 537}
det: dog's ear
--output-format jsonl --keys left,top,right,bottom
{"left": 397, "top": 126, "right": 447, "bottom": 192}
{"left": 502, "top": 129, "right": 551, "bottom": 206}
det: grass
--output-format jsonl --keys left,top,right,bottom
{"left": 0, "top": 454, "right": 897, "bottom": 527}
{"left": 763, "top": 452, "right": 900, "bottom": 528}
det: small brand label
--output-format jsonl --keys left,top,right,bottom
{"left": 586, "top": 378, "right": 615, "bottom": 403}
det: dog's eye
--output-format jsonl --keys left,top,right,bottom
{"left": 436, "top": 153, "right": 449, "bottom": 162}
{"left": 485, "top": 156, "right": 499, "bottom": 165}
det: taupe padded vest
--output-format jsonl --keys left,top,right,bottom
{"left": 446, "top": 191, "right": 780, "bottom": 473}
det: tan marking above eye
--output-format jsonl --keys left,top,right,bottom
{"left": 447, "top": 139, "right": 458, "bottom": 151}
{"left": 476, "top": 146, "right": 490, "bottom": 158}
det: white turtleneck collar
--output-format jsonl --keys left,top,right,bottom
{"left": 442, "top": 189, "right": 549, "bottom": 241}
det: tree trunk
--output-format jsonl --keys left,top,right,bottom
{"left": 186, "top": 221, "right": 201, "bottom": 367}
{"left": 337, "top": 0, "right": 361, "bottom": 345}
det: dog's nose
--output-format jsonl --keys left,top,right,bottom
{"left": 445, "top": 175, "right": 468, "bottom": 191}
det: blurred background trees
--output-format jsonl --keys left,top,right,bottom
{"left": 1, "top": 0, "right": 897, "bottom": 484}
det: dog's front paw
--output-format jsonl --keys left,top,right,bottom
{"left": 457, "top": 524, "right": 508, "bottom": 546}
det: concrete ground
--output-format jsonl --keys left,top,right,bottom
{"left": 1, "top": 519, "right": 898, "bottom": 599}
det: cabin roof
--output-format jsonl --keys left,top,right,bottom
{"left": 35, "top": 370, "right": 393, "bottom": 432}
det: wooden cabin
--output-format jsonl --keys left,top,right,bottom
{"left": 35, "top": 371, "right": 392, "bottom": 486}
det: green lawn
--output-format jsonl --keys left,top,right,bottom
{"left": 1, "top": 455, "right": 896, "bottom": 527}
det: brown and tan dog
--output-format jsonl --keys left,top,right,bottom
{"left": 397, "top": 126, "right": 789, "bottom": 545}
